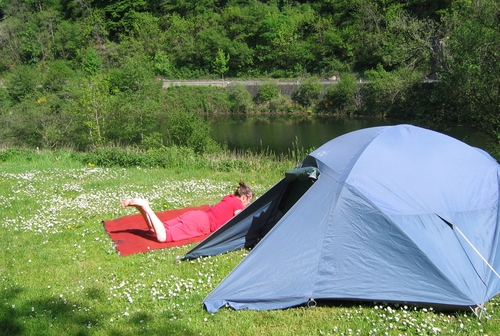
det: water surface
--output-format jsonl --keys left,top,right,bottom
{"left": 209, "top": 115, "right": 491, "bottom": 154}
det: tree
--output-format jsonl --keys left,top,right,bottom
{"left": 213, "top": 48, "right": 230, "bottom": 80}
{"left": 76, "top": 74, "right": 113, "bottom": 148}
{"left": 436, "top": 0, "right": 500, "bottom": 141}
{"left": 42, "top": 59, "right": 76, "bottom": 93}
{"left": 5, "top": 64, "right": 42, "bottom": 102}
{"left": 79, "top": 47, "right": 101, "bottom": 75}
{"left": 364, "top": 64, "right": 422, "bottom": 118}
{"left": 153, "top": 50, "right": 172, "bottom": 78}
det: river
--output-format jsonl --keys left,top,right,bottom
{"left": 208, "top": 115, "right": 491, "bottom": 154}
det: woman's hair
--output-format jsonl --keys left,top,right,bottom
{"left": 234, "top": 181, "right": 254, "bottom": 198}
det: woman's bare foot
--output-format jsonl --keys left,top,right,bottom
{"left": 119, "top": 197, "right": 167, "bottom": 242}
{"left": 120, "top": 198, "right": 158, "bottom": 233}
{"left": 120, "top": 198, "right": 149, "bottom": 208}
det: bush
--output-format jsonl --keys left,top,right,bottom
{"left": 320, "top": 73, "right": 359, "bottom": 114}
{"left": 362, "top": 65, "right": 422, "bottom": 117}
{"left": 140, "top": 132, "right": 165, "bottom": 150}
{"left": 164, "top": 109, "right": 220, "bottom": 153}
{"left": 162, "top": 86, "right": 230, "bottom": 114}
{"left": 268, "top": 95, "right": 293, "bottom": 113}
{"left": 228, "top": 84, "right": 252, "bottom": 113}
{"left": 291, "top": 77, "right": 322, "bottom": 108}
{"left": 43, "top": 60, "right": 76, "bottom": 93}
{"left": 254, "top": 81, "right": 281, "bottom": 104}
{"left": 0, "top": 148, "right": 37, "bottom": 162}
{"left": 77, "top": 146, "right": 216, "bottom": 169}
{"left": 5, "top": 65, "right": 42, "bottom": 102}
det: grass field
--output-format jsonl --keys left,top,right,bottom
{"left": 1, "top": 151, "right": 499, "bottom": 335}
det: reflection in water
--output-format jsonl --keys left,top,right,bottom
{"left": 209, "top": 115, "right": 491, "bottom": 154}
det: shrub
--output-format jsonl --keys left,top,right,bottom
{"left": 162, "top": 86, "right": 230, "bottom": 114}
{"left": 291, "top": 76, "right": 322, "bottom": 108}
{"left": 0, "top": 148, "right": 37, "bottom": 162}
{"left": 140, "top": 132, "right": 165, "bottom": 150}
{"left": 5, "top": 65, "right": 42, "bottom": 102}
{"left": 164, "top": 109, "right": 220, "bottom": 153}
{"left": 268, "top": 95, "right": 293, "bottom": 113}
{"left": 254, "top": 81, "right": 281, "bottom": 104}
{"left": 228, "top": 84, "right": 252, "bottom": 113}
{"left": 320, "top": 73, "right": 359, "bottom": 114}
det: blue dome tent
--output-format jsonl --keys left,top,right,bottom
{"left": 184, "top": 124, "right": 500, "bottom": 313}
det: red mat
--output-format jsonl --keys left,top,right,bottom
{"left": 103, "top": 205, "right": 211, "bottom": 256}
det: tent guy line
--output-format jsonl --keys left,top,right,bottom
{"left": 440, "top": 215, "right": 500, "bottom": 281}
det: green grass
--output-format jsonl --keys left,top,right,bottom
{"left": 1, "top": 150, "right": 500, "bottom": 335}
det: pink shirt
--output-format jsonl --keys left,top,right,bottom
{"left": 206, "top": 195, "right": 243, "bottom": 232}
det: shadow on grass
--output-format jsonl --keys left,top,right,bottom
{"left": 0, "top": 285, "right": 199, "bottom": 335}
{"left": 0, "top": 287, "right": 23, "bottom": 335}
{"left": 311, "top": 299, "right": 465, "bottom": 314}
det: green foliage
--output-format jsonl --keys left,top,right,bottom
{"left": 0, "top": 87, "right": 11, "bottom": 113}
{"left": 0, "top": 0, "right": 457, "bottom": 79}
{"left": 253, "top": 4, "right": 317, "bottom": 77}
{"left": 42, "top": 60, "right": 76, "bottom": 93}
{"left": 140, "top": 131, "right": 164, "bottom": 150}
{"left": 268, "top": 94, "right": 293, "bottom": 113}
{"left": 18, "top": 21, "right": 45, "bottom": 64}
{"left": 78, "top": 8, "right": 108, "bottom": 45}
{"left": 52, "top": 20, "right": 87, "bottom": 60}
{"left": 363, "top": 64, "right": 422, "bottom": 118}
{"left": 2, "top": 90, "right": 78, "bottom": 149}
{"left": 319, "top": 73, "right": 359, "bottom": 114}
{"left": 153, "top": 50, "right": 172, "bottom": 78}
{"left": 106, "top": 89, "right": 161, "bottom": 146}
{"left": 108, "top": 55, "right": 156, "bottom": 92}
{"left": 213, "top": 48, "right": 230, "bottom": 80}
{"left": 378, "top": 4, "right": 435, "bottom": 72}
{"left": 79, "top": 48, "right": 102, "bottom": 76}
{"left": 254, "top": 81, "right": 280, "bottom": 104}
{"left": 75, "top": 74, "right": 113, "bottom": 148}
{"left": 77, "top": 146, "right": 182, "bottom": 168}
{"left": 291, "top": 76, "right": 322, "bottom": 108}
{"left": 2, "top": 0, "right": 500, "bottom": 153}
{"left": 5, "top": 65, "right": 42, "bottom": 102}
{"left": 164, "top": 109, "right": 220, "bottom": 153}
{"left": 76, "top": 145, "right": 219, "bottom": 170}
{"left": 228, "top": 83, "right": 252, "bottom": 113}
{"left": 0, "top": 147, "right": 37, "bottom": 162}
{"left": 435, "top": 0, "right": 500, "bottom": 142}
{"left": 162, "top": 86, "right": 230, "bottom": 114}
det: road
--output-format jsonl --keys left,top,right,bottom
{"left": 162, "top": 79, "right": 341, "bottom": 88}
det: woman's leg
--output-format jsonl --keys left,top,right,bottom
{"left": 120, "top": 198, "right": 167, "bottom": 242}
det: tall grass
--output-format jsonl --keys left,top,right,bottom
{"left": 1, "top": 148, "right": 499, "bottom": 335}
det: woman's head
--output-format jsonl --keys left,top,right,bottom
{"left": 234, "top": 181, "right": 254, "bottom": 207}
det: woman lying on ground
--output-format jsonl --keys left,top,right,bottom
{"left": 121, "top": 181, "right": 254, "bottom": 243}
